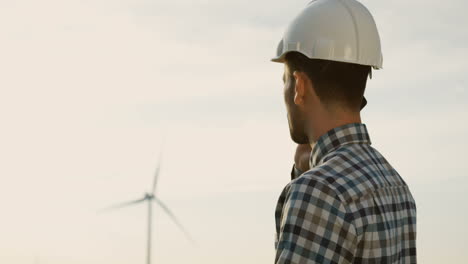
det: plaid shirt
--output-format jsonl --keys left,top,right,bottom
{"left": 275, "top": 123, "right": 417, "bottom": 263}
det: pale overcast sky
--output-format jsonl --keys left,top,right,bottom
{"left": 0, "top": 0, "right": 467, "bottom": 263}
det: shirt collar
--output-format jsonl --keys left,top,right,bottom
{"left": 310, "top": 123, "right": 371, "bottom": 168}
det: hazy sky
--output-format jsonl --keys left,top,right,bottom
{"left": 0, "top": 0, "right": 467, "bottom": 263}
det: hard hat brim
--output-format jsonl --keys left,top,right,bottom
{"left": 271, "top": 55, "right": 285, "bottom": 63}
{"left": 271, "top": 51, "right": 382, "bottom": 69}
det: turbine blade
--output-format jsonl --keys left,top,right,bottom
{"left": 98, "top": 197, "right": 146, "bottom": 213}
{"left": 153, "top": 197, "right": 196, "bottom": 245}
{"left": 151, "top": 149, "right": 163, "bottom": 194}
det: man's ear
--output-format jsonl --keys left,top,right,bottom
{"left": 293, "top": 71, "right": 306, "bottom": 106}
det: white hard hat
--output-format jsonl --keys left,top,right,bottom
{"left": 272, "top": 0, "right": 383, "bottom": 69}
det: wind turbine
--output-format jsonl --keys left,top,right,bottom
{"left": 101, "top": 153, "right": 194, "bottom": 264}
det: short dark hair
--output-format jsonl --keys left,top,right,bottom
{"left": 285, "top": 52, "right": 371, "bottom": 111}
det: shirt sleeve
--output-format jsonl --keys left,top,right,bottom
{"left": 275, "top": 178, "right": 357, "bottom": 264}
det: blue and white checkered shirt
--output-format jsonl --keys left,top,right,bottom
{"left": 275, "top": 123, "right": 417, "bottom": 263}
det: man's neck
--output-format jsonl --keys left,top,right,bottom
{"left": 307, "top": 113, "right": 362, "bottom": 147}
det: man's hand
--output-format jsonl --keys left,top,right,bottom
{"left": 294, "top": 144, "right": 312, "bottom": 172}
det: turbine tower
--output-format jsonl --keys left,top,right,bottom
{"left": 101, "top": 153, "right": 194, "bottom": 264}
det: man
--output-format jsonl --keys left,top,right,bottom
{"left": 271, "top": 0, "right": 417, "bottom": 263}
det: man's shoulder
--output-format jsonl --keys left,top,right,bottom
{"left": 275, "top": 172, "right": 344, "bottom": 220}
{"left": 279, "top": 142, "right": 409, "bottom": 208}
{"left": 285, "top": 167, "right": 344, "bottom": 204}
{"left": 294, "top": 157, "right": 379, "bottom": 205}
{"left": 292, "top": 166, "right": 336, "bottom": 187}
{"left": 277, "top": 169, "right": 339, "bottom": 208}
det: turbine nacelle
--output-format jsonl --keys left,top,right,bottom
{"left": 144, "top": 193, "right": 155, "bottom": 200}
